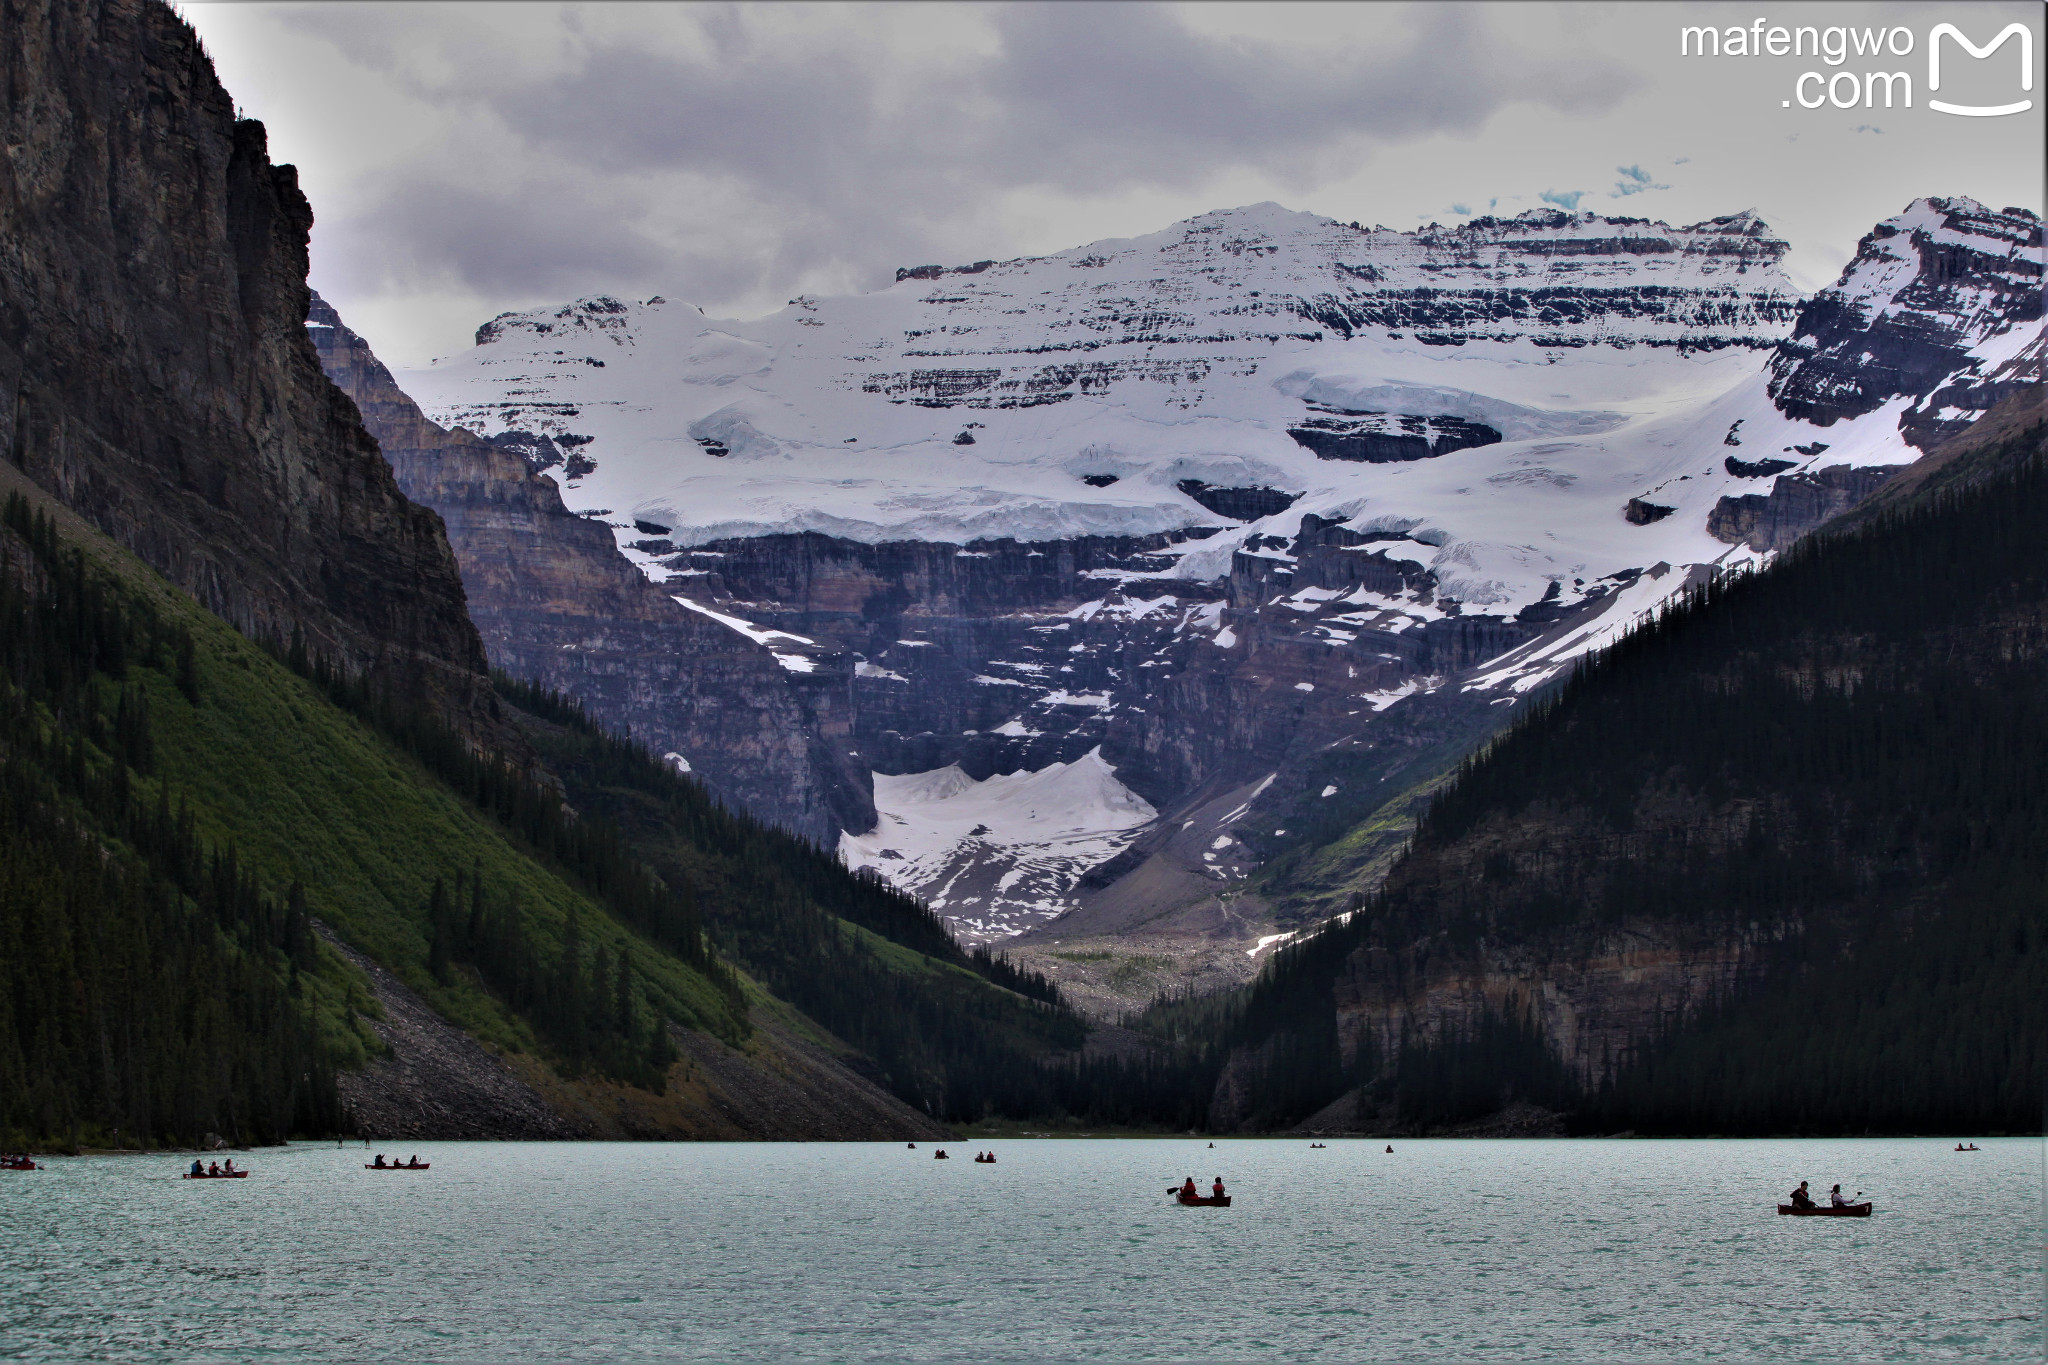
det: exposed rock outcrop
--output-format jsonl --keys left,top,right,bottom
{"left": 1175, "top": 481, "right": 1301, "bottom": 521}
{"left": 1769, "top": 197, "right": 2042, "bottom": 446}
{"left": 0, "top": 0, "right": 498, "bottom": 738}
{"left": 1286, "top": 412, "right": 1501, "bottom": 462}
{"left": 1707, "top": 465, "right": 1898, "bottom": 552}
{"left": 306, "top": 295, "right": 866, "bottom": 840}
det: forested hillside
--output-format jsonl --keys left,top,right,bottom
{"left": 1159, "top": 407, "right": 2045, "bottom": 1135}
{"left": 0, "top": 473, "right": 1091, "bottom": 1148}
{"left": 0, "top": 479, "right": 741, "bottom": 1147}
{"left": 495, "top": 676, "right": 1084, "bottom": 1119}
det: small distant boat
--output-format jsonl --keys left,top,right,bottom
{"left": 2, "top": 1158, "right": 41, "bottom": 1171}
{"left": 974, "top": 1155, "right": 996, "bottom": 1164}
{"left": 933, "top": 1150, "right": 949, "bottom": 1160}
{"left": 364, "top": 1162, "right": 430, "bottom": 1171}
{"left": 182, "top": 1170, "right": 249, "bottom": 1180}
{"left": 1778, "top": 1202, "right": 1870, "bottom": 1217}
{"left": 1174, "top": 1191, "right": 1232, "bottom": 1207}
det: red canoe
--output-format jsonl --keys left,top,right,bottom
{"left": 1174, "top": 1192, "right": 1232, "bottom": 1207}
{"left": 1778, "top": 1202, "right": 1870, "bottom": 1216}
{"left": 364, "top": 1163, "right": 431, "bottom": 1170}
{"left": 182, "top": 1171, "right": 249, "bottom": 1180}
{"left": 2, "top": 1161, "right": 40, "bottom": 1171}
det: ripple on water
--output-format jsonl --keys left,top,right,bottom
{"left": 0, "top": 1137, "right": 2039, "bottom": 1362}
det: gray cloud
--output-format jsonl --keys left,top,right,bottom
{"left": 188, "top": 0, "right": 2041, "bottom": 365}
{"left": 284, "top": 2, "right": 1638, "bottom": 318}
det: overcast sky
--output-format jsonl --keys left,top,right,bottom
{"left": 183, "top": 1, "right": 2044, "bottom": 369}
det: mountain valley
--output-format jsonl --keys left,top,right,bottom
{"left": 4, "top": 0, "right": 2039, "bottom": 1149}
{"left": 385, "top": 194, "right": 2041, "bottom": 1010}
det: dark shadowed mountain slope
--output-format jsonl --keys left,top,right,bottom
{"left": 0, "top": 0, "right": 1081, "bottom": 1147}
{"left": 306, "top": 293, "right": 869, "bottom": 841}
{"left": 0, "top": 453, "right": 1028, "bottom": 1146}
{"left": 0, "top": 0, "right": 497, "bottom": 739}
{"left": 1187, "top": 397, "right": 2045, "bottom": 1135}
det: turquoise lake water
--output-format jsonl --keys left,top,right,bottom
{"left": 1, "top": 1137, "right": 2039, "bottom": 1361}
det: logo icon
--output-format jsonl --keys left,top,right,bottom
{"left": 1928, "top": 22, "right": 2033, "bottom": 116}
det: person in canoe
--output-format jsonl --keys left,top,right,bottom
{"left": 1180, "top": 1176, "right": 1198, "bottom": 1200}
{"left": 372, "top": 1154, "right": 388, "bottom": 1168}
{"left": 1211, "top": 1177, "right": 1227, "bottom": 1200}
{"left": 1788, "top": 1180, "right": 1815, "bottom": 1209}
{"left": 406, "top": 1156, "right": 421, "bottom": 1169}
{"left": 1829, "top": 1184, "right": 1854, "bottom": 1207}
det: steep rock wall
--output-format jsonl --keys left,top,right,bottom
{"left": 0, "top": 0, "right": 496, "bottom": 735}
{"left": 1768, "top": 198, "right": 2041, "bottom": 444}
{"left": 306, "top": 294, "right": 864, "bottom": 840}
{"left": 1706, "top": 465, "right": 1900, "bottom": 552}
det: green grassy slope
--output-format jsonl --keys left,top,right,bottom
{"left": 143, "top": 610, "right": 744, "bottom": 1060}
{"left": 2, "top": 464, "right": 1101, "bottom": 1144}
{"left": 0, "top": 469, "right": 747, "bottom": 1144}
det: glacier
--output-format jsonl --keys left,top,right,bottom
{"left": 394, "top": 196, "right": 2042, "bottom": 948}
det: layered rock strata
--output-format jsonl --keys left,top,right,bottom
{"left": 1706, "top": 465, "right": 1899, "bottom": 552}
{"left": 1769, "top": 198, "right": 2042, "bottom": 446}
{"left": 307, "top": 295, "right": 864, "bottom": 840}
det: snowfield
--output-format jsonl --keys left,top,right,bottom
{"left": 396, "top": 197, "right": 2042, "bottom": 938}
{"left": 838, "top": 749, "right": 1156, "bottom": 943}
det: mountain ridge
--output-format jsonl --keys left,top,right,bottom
{"left": 307, "top": 291, "right": 870, "bottom": 841}
{"left": 1, "top": 0, "right": 501, "bottom": 744}
{"left": 376, "top": 193, "right": 2038, "bottom": 966}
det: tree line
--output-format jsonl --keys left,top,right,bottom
{"left": 1186, "top": 426, "right": 2045, "bottom": 1135}
{"left": 496, "top": 673, "right": 1087, "bottom": 1121}
{"left": 0, "top": 493, "right": 340, "bottom": 1148}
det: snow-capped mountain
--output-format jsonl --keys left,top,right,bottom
{"left": 397, "top": 197, "right": 2041, "bottom": 947}
{"left": 1771, "top": 197, "right": 2042, "bottom": 448}
{"left": 407, "top": 203, "right": 1800, "bottom": 579}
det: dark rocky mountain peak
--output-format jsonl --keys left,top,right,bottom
{"left": 306, "top": 292, "right": 871, "bottom": 840}
{"left": 1768, "top": 196, "right": 2042, "bottom": 446}
{"left": 1, "top": 0, "right": 498, "bottom": 737}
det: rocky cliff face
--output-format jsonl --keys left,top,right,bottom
{"left": 1767, "top": 198, "right": 2042, "bottom": 445}
{"left": 0, "top": 0, "right": 496, "bottom": 736}
{"left": 389, "top": 196, "right": 2037, "bottom": 962}
{"left": 680, "top": 515, "right": 1674, "bottom": 944}
{"left": 1206, "top": 401, "right": 2048, "bottom": 1134}
{"left": 1704, "top": 465, "right": 1900, "bottom": 552}
{"left": 306, "top": 295, "right": 865, "bottom": 841}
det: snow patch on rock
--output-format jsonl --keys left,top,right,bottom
{"left": 838, "top": 749, "right": 1156, "bottom": 942}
